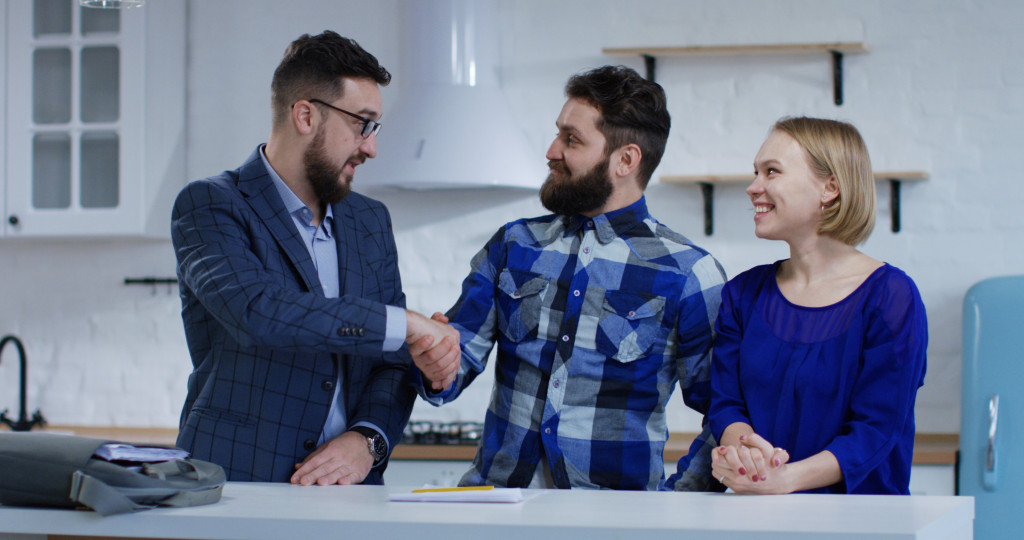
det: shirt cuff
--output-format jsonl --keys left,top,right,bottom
{"left": 412, "top": 368, "right": 458, "bottom": 403}
{"left": 382, "top": 305, "right": 407, "bottom": 352}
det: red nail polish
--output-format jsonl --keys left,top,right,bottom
{"left": 738, "top": 468, "right": 746, "bottom": 475}
{"left": 739, "top": 435, "right": 745, "bottom": 441}
{"left": 760, "top": 475, "right": 767, "bottom": 481}
{"left": 752, "top": 476, "right": 758, "bottom": 482}
{"left": 774, "top": 459, "right": 780, "bottom": 467}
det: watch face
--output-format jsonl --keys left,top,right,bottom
{"left": 371, "top": 435, "right": 387, "bottom": 460}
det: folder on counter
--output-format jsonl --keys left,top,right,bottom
{"left": 388, "top": 485, "right": 532, "bottom": 503}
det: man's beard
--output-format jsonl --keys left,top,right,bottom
{"left": 539, "top": 154, "right": 613, "bottom": 216}
{"left": 304, "top": 127, "right": 354, "bottom": 206}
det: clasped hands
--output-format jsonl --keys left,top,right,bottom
{"left": 711, "top": 432, "right": 792, "bottom": 494}
{"left": 405, "top": 310, "right": 461, "bottom": 391}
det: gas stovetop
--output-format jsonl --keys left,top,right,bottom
{"left": 403, "top": 421, "right": 483, "bottom": 445}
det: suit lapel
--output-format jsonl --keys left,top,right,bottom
{"left": 332, "top": 198, "right": 359, "bottom": 296}
{"left": 237, "top": 147, "right": 323, "bottom": 295}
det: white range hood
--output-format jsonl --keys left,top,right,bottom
{"left": 362, "top": 0, "right": 543, "bottom": 190}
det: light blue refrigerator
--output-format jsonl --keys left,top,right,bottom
{"left": 960, "top": 275, "right": 1024, "bottom": 539}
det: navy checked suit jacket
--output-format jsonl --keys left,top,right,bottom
{"left": 171, "top": 146, "right": 415, "bottom": 483}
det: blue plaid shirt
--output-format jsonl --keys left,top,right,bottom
{"left": 414, "top": 197, "right": 726, "bottom": 490}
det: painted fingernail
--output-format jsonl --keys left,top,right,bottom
{"left": 774, "top": 459, "right": 780, "bottom": 466}
{"left": 738, "top": 468, "right": 746, "bottom": 475}
{"left": 760, "top": 475, "right": 767, "bottom": 481}
{"left": 752, "top": 475, "right": 758, "bottom": 482}
{"left": 739, "top": 435, "right": 746, "bottom": 441}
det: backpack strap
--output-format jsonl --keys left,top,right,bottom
{"left": 70, "top": 471, "right": 153, "bottom": 516}
{"left": 142, "top": 459, "right": 211, "bottom": 481}
{"left": 70, "top": 460, "right": 224, "bottom": 516}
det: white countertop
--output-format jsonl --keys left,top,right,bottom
{"left": 0, "top": 483, "right": 974, "bottom": 540}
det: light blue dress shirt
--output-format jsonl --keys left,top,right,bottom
{"left": 260, "top": 147, "right": 404, "bottom": 450}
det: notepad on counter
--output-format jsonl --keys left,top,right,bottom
{"left": 389, "top": 485, "right": 536, "bottom": 503}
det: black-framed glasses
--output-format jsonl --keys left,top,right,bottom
{"left": 307, "top": 98, "right": 382, "bottom": 138}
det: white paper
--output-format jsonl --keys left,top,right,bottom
{"left": 389, "top": 487, "right": 538, "bottom": 503}
{"left": 93, "top": 443, "right": 189, "bottom": 463}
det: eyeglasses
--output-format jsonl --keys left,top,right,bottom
{"left": 307, "top": 98, "right": 382, "bottom": 138}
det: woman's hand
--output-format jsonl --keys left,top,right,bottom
{"left": 711, "top": 432, "right": 791, "bottom": 493}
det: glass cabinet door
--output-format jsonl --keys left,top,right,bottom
{"left": 4, "top": 0, "right": 144, "bottom": 236}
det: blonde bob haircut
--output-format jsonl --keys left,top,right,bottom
{"left": 773, "top": 116, "right": 876, "bottom": 246}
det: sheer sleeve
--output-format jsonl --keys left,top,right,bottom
{"left": 824, "top": 271, "right": 928, "bottom": 493}
{"left": 709, "top": 274, "right": 754, "bottom": 442}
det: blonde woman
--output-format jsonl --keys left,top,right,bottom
{"left": 709, "top": 117, "right": 927, "bottom": 494}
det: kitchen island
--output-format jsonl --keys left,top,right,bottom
{"left": 0, "top": 482, "right": 973, "bottom": 539}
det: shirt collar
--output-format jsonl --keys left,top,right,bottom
{"left": 260, "top": 144, "right": 334, "bottom": 233}
{"left": 562, "top": 196, "right": 650, "bottom": 244}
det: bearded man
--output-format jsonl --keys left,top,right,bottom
{"left": 407, "top": 66, "right": 728, "bottom": 491}
{"left": 171, "top": 31, "right": 458, "bottom": 485}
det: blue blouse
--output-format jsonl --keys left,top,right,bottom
{"left": 709, "top": 261, "right": 927, "bottom": 494}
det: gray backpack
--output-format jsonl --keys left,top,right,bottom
{"left": 0, "top": 432, "right": 225, "bottom": 515}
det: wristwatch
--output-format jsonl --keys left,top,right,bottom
{"left": 351, "top": 426, "right": 387, "bottom": 465}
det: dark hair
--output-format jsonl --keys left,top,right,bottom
{"left": 564, "top": 65, "right": 670, "bottom": 188}
{"left": 270, "top": 31, "right": 391, "bottom": 128}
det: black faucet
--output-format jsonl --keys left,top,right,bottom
{"left": 0, "top": 335, "right": 47, "bottom": 431}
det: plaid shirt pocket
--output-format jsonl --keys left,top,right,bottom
{"left": 496, "top": 268, "right": 550, "bottom": 342}
{"left": 598, "top": 291, "right": 667, "bottom": 363}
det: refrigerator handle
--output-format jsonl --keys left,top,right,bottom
{"left": 984, "top": 394, "right": 999, "bottom": 490}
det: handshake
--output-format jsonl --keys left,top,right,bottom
{"left": 404, "top": 310, "right": 462, "bottom": 392}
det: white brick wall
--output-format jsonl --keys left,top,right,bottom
{"left": 2, "top": 0, "right": 1021, "bottom": 435}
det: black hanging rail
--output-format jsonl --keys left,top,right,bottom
{"left": 124, "top": 277, "right": 179, "bottom": 295}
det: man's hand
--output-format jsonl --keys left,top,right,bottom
{"left": 290, "top": 431, "right": 373, "bottom": 486}
{"left": 406, "top": 310, "right": 461, "bottom": 391}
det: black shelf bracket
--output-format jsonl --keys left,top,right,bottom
{"left": 831, "top": 50, "right": 844, "bottom": 106}
{"left": 605, "top": 43, "right": 867, "bottom": 107}
{"left": 643, "top": 54, "right": 657, "bottom": 82}
{"left": 889, "top": 178, "right": 902, "bottom": 233}
{"left": 699, "top": 182, "right": 714, "bottom": 236}
{"left": 637, "top": 49, "right": 848, "bottom": 104}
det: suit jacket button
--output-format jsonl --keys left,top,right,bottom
{"left": 357, "top": 328, "right": 365, "bottom": 337}
{"left": 322, "top": 380, "right": 334, "bottom": 392}
{"left": 336, "top": 328, "right": 347, "bottom": 337}
{"left": 304, "top": 439, "right": 316, "bottom": 451}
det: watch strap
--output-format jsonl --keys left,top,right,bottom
{"left": 350, "top": 426, "right": 386, "bottom": 463}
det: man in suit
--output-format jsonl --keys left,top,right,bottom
{"left": 171, "top": 31, "right": 458, "bottom": 485}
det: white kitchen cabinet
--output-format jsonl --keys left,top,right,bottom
{"left": 2, "top": 0, "right": 185, "bottom": 238}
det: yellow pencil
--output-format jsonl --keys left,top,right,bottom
{"left": 411, "top": 485, "right": 496, "bottom": 493}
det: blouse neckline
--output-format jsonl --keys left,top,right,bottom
{"left": 770, "top": 260, "right": 890, "bottom": 311}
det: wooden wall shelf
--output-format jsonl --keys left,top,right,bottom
{"left": 661, "top": 171, "right": 929, "bottom": 235}
{"left": 603, "top": 42, "right": 869, "bottom": 105}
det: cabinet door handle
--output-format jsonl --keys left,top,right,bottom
{"left": 7, "top": 215, "right": 18, "bottom": 226}
{"left": 984, "top": 394, "right": 998, "bottom": 490}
